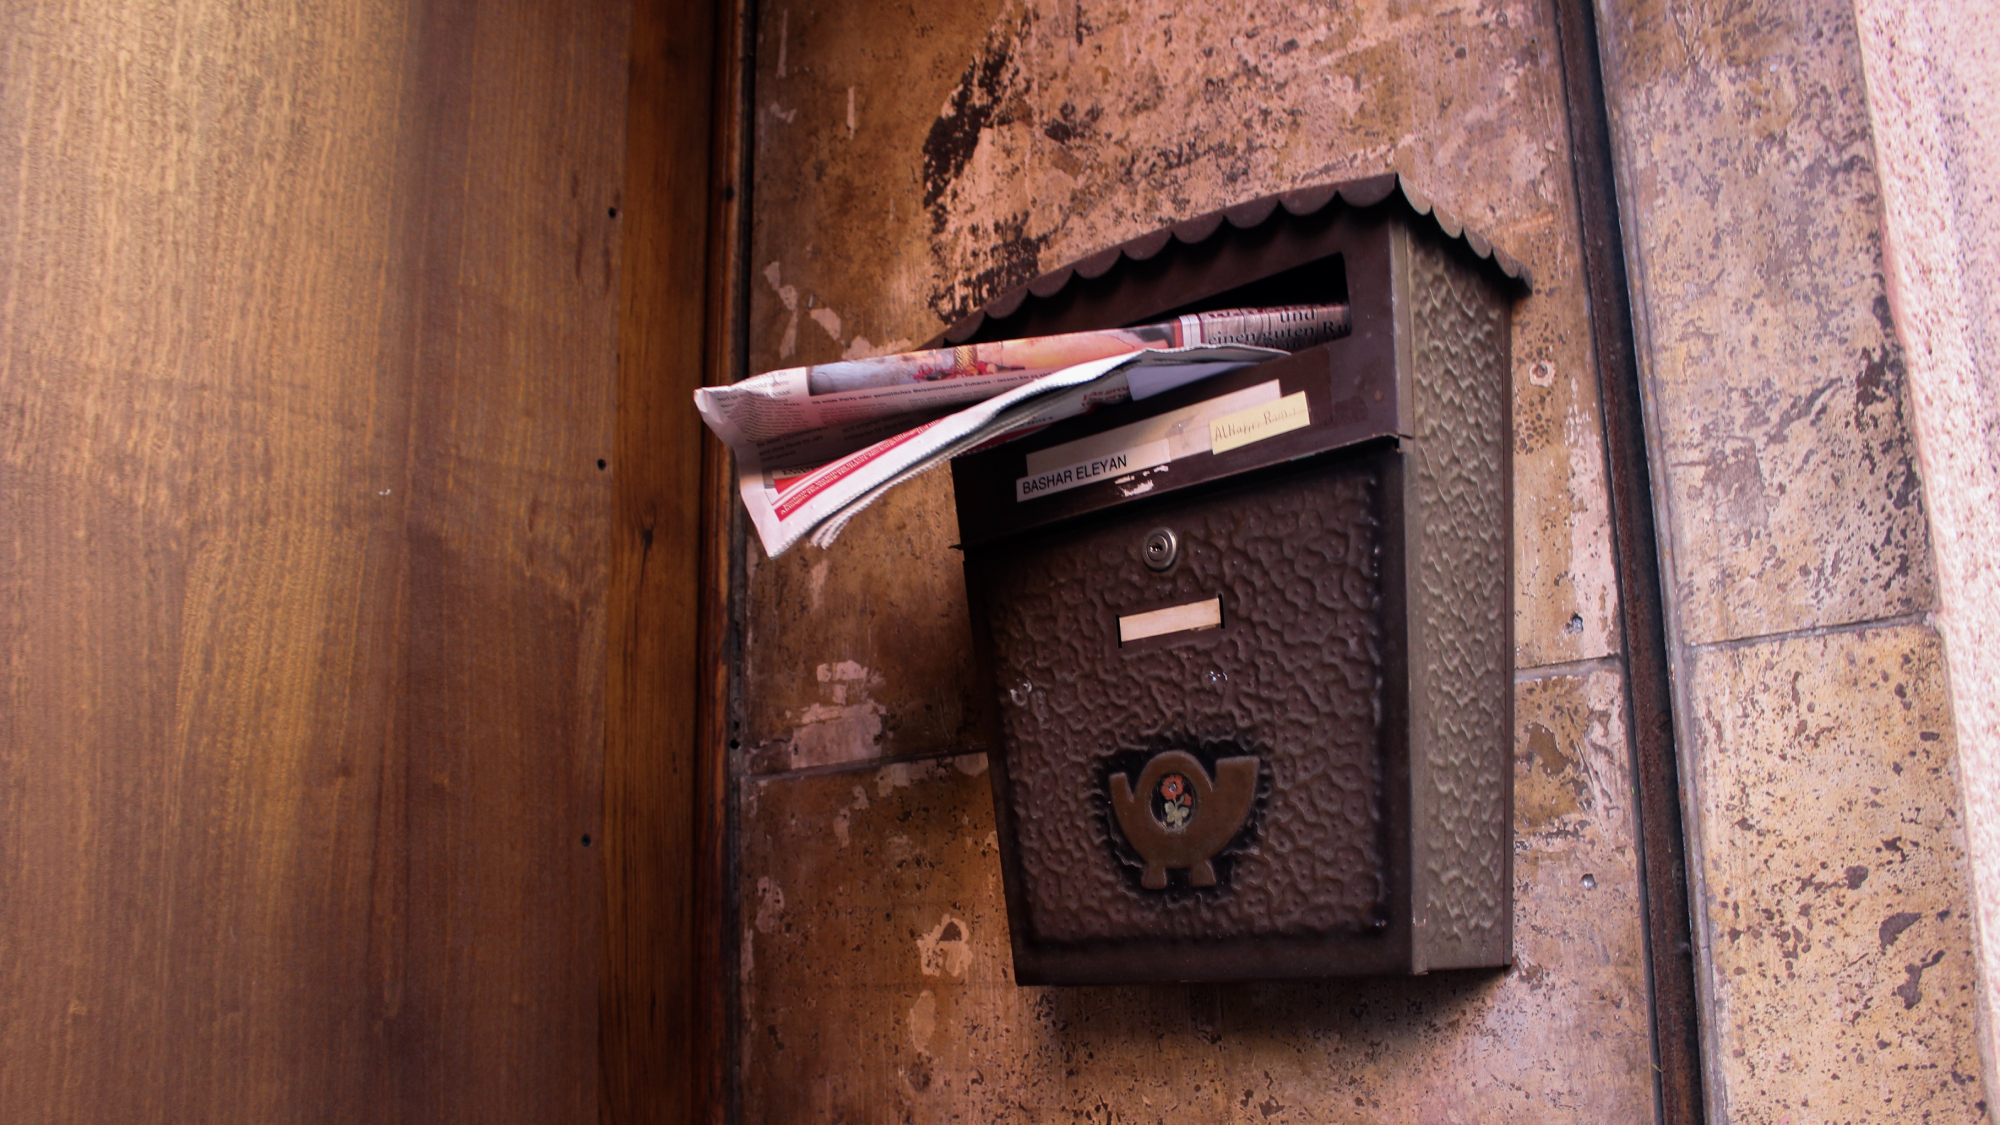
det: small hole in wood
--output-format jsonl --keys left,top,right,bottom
{"left": 581, "top": 834, "right": 593, "bottom": 847}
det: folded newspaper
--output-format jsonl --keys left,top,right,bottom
{"left": 694, "top": 305, "right": 1348, "bottom": 557}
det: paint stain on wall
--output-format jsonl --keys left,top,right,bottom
{"left": 781, "top": 662, "right": 888, "bottom": 771}
{"left": 916, "top": 915, "right": 974, "bottom": 978}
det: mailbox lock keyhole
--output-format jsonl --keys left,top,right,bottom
{"left": 1142, "top": 527, "right": 1180, "bottom": 571}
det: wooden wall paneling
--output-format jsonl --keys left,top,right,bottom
{"left": 601, "top": 0, "right": 745, "bottom": 1121}
{"left": 391, "top": 0, "right": 628, "bottom": 1119}
{"left": 695, "top": 0, "right": 753, "bottom": 1120}
{"left": 0, "top": 0, "right": 628, "bottom": 1120}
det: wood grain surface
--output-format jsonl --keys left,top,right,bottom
{"left": 0, "top": 0, "right": 629, "bottom": 1119}
{"left": 691, "top": 3, "right": 750, "bottom": 1119}
{"left": 599, "top": 0, "right": 737, "bottom": 1121}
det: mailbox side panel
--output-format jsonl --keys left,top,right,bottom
{"left": 957, "top": 565, "right": 1055, "bottom": 982}
{"left": 1403, "top": 230, "right": 1516, "bottom": 972}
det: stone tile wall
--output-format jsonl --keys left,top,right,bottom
{"left": 1596, "top": 0, "right": 1986, "bottom": 1118}
{"left": 1852, "top": 0, "right": 2000, "bottom": 1094}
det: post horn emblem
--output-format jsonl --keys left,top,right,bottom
{"left": 1109, "top": 750, "right": 1259, "bottom": 889}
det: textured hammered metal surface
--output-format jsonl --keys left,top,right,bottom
{"left": 937, "top": 173, "right": 1531, "bottom": 346}
{"left": 977, "top": 460, "right": 1388, "bottom": 944}
{"left": 1409, "top": 236, "right": 1512, "bottom": 961}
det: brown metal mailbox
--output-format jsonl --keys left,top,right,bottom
{"left": 946, "top": 176, "right": 1530, "bottom": 985}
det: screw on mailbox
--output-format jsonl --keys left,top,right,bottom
{"left": 1142, "top": 527, "right": 1180, "bottom": 571}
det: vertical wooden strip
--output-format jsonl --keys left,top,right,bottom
{"left": 391, "top": 3, "right": 627, "bottom": 1120}
{"left": 696, "top": 1, "right": 754, "bottom": 1123}
{"left": 600, "top": 0, "right": 743, "bottom": 1120}
{"left": 1547, "top": 0, "right": 1706, "bottom": 1121}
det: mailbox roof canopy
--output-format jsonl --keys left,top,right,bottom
{"left": 934, "top": 173, "right": 1531, "bottom": 348}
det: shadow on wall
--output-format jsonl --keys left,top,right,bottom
{"left": 1040, "top": 966, "right": 1511, "bottom": 1043}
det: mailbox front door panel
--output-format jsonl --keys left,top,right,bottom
{"left": 970, "top": 454, "right": 1407, "bottom": 965}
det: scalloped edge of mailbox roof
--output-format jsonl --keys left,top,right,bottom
{"left": 932, "top": 173, "right": 1533, "bottom": 347}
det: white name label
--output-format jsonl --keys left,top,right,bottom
{"left": 1016, "top": 441, "right": 1171, "bottom": 501}
{"left": 1014, "top": 381, "right": 1283, "bottom": 502}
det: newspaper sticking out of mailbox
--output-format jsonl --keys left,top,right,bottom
{"left": 695, "top": 305, "right": 1346, "bottom": 474}
{"left": 707, "top": 345, "right": 1283, "bottom": 557}
{"left": 695, "top": 304, "right": 1346, "bottom": 556}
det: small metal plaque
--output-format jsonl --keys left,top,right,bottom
{"left": 1116, "top": 597, "right": 1221, "bottom": 643}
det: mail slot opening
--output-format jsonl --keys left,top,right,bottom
{"left": 1151, "top": 252, "right": 1348, "bottom": 327}
{"left": 952, "top": 175, "right": 1527, "bottom": 985}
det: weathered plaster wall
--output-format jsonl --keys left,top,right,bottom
{"left": 906, "top": 1, "right": 1625, "bottom": 668}
{"left": 742, "top": 0, "right": 1629, "bottom": 782}
{"left": 736, "top": 0, "right": 1991, "bottom": 1119}
{"left": 1595, "top": 0, "right": 1986, "bottom": 1119}
{"left": 741, "top": 674, "right": 1652, "bottom": 1123}
{"left": 1851, "top": 0, "right": 2000, "bottom": 1098}
{"left": 736, "top": 2, "right": 1660, "bottom": 1121}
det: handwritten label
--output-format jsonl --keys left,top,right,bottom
{"left": 1208, "top": 391, "right": 1310, "bottom": 454}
